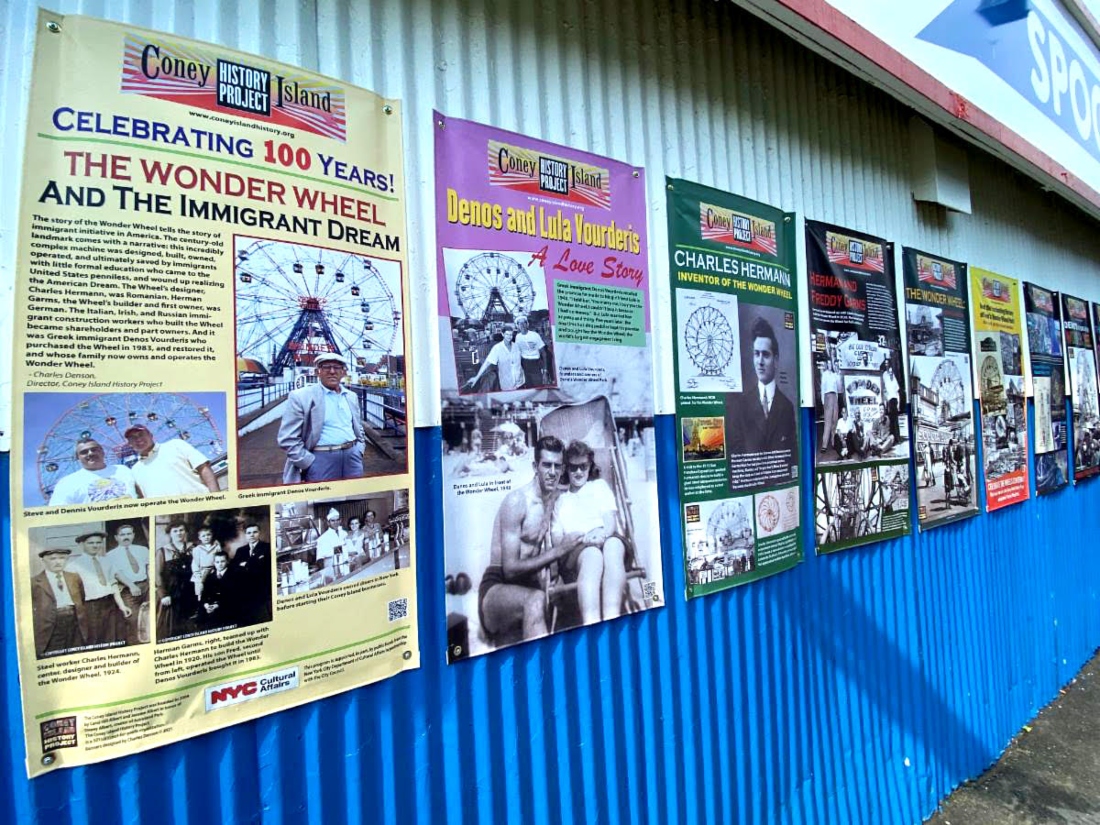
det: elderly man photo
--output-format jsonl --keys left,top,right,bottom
{"left": 107, "top": 523, "right": 150, "bottom": 645}
{"left": 48, "top": 438, "right": 137, "bottom": 506}
{"left": 729, "top": 316, "right": 797, "bottom": 456}
{"left": 32, "top": 547, "right": 88, "bottom": 658}
{"left": 70, "top": 531, "right": 131, "bottom": 646}
{"left": 278, "top": 353, "right": 366, "bottom": 483}
{"left": 125, "top": 425, "right": 219, "bottom": 499}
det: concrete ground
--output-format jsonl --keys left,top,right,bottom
{"left": 926, "top": 649, "right": 1100, "bottom": 825}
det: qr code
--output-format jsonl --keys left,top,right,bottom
{"left": 388, "top": 598, "right": 408, "bottom": 622}
{"left": 642, "top": 581, "right": 659, "bottom": 603}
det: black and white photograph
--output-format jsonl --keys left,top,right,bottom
{"left": 29, "top": 520, "right": 152, "bottom": 659}
{"left": 442, "top": 395, "right": 659, "bottom": 662}
{"left": 275, "top": 490, "right": 410, "bottom": 595}
{"left": 911, "top": 354, "right": 977, "bottom": 520}
{"left": 23, "top": 391, "right": 229, "bottom": 508}
{"left": 906, "top": 304, "right": 944, "bottom": 356}
{"left": 442, "top": 248, "right": 557, "bottom": 393}
{"left": 675, "top": 288, "right": 742, "bottom": 394}
{"left": 724, "top": 305, "right": 799, "bottom": 489}
{"left": 233, "top": 235, "right": 408, "bottom": 490}
{"left": 814, "top": 465, "right": 911, "bottom": 547}
{"left": 999, "top": 332, "right": 1023, "bottom": 377}
{"left": 977, "top": 334, "right": 1027, "bottom": 477}
{"left": 153, "top": 506, "right": 273, "bottom": 643}
{"left": 684, "top": 497, "right": 756, "bottom": 588}
{"left": 1071, "top": 346, "right": 1100, "bottom": 475}
{"left": 813, "top": 329, "right": 907, "bottom": 464}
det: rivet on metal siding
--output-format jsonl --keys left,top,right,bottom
{"left": 46, "top": 21, "right": 61, "bottom": 33}
{"left": 383, "top": 104, "right": 393, "bottom": 116}
{"left": 41, "top": 753, "right": 55, "bottom": 766}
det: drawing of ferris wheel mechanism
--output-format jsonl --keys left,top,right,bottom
{"left": 706, "top": 500, "right": 750, "bottom": 551}
{"left": 454, "top": 252, "right": 535, "bottom": 322}
{"left": 35, "top": 392, "right": 225, "bottom": 501}
{"left": 235, "top": 239, "right": 400, "bottom": 374}
{"left": 684, "top": 306, "right": 735, "bottom": 376}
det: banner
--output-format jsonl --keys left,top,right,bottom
{"left": 1024, "top": 283, "right": 1069, "bottom": 493}
{"left": 806, "top": 221, "right": 910, "bottom": 553}
{"left": 970, "top": 268, "right": 1030, "bottom": 510}
{"left": 10, "top": 12, "right": 417, "bottom": 776}
{"left": 903, "top": 248, "right": 978, "bottom": 528}
{"left": 1062, "top": 294, "right": 1100, "bottom": 481}
{"left": 666, "top": 180, "right": 800, "bottom": 597}
{"left": 434, "top": 114, "right": 663, "bottom": 662}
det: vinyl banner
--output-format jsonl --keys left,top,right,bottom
{"left": 903, "top": 248, "right": 979, "bottom": 528}
{"left": 970, "top": 268, "right": 1030, "bottom": 510}
{"left": 1062, "top": 294, "right": 1100, "bottom": 482}
{"left": 666, "top": 179, "right": 800, "bottom": 597}
{"left": 1024, "top": 283, "right": 1068, "bottom": 493}
{"left": 807, "top": 221, "right": 910, "bottom": 553}
{"left": 10, "top": 12, "right": 418, "bottom": 776}
{"left": 435, "top": 113, "right": 663, "bottom": 662}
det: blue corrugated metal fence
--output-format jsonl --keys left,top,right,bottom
{"left": 2, "top": 407, "right": 1098, "bottom": 823}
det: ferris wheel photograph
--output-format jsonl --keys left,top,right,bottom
{"left": 22, "top": 391, "right": 228, "bottom": 508}
{"left": 233, "top": 236, "right": 408, "bottom": 489}
{"left": 441, "top": 247, "right": 557, "bottom": 394}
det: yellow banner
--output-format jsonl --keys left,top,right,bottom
{"left": 11, "top": 11, "right": 417, "bottom": 776}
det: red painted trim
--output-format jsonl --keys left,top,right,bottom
{"left": 769, "top": 0, "right": 1100, "bottom": 210}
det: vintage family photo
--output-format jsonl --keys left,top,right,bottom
{"left": 153, "top": 506, "right": 273, "bottom": 643}
{"left": 233, "top": 236, "right": 408, "bottom": 489}
{"left": 24, "top": 392, "right": 228, "bottom": 508}
{"left": 274, "top": 490, "right": 410, "bottom": 595}
{"left": 813, "top": 329, "right": 908, "bottom": 464}
{"left": 29, "top": 519, "right": 151, "bottom": 659}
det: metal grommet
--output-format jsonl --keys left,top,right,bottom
{"left": 383, "top": 104, "right": 393, "bottom": 116}
{"left": 41, "top": 753, "right": 56, "bottom": 766}
{"left": 402, "top": 650, "right": 412, "bottom": 660}
{"left": 453, "top": 645, "right": 463, "bottom": 657}
{"left": 46, "top": 21, "right": 61, "bottom": 33}
{"left": 437, "top": 118, "right": 445, "bottom": 129}
{"left": 632, "top": 170, "right": 639, "bottom": 178}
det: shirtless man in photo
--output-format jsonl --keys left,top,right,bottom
{"left": 478, "top": 435, "right": 585, "bottom": 644}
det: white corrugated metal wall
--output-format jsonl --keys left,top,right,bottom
{"left": 2, "top": 0, "right": 1100, "bottom": 430}
{"left": 3, "top": 2, "right": 1100, "bottom": 824}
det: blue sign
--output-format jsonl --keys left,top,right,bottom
{"left": 919, "top": 1, "right": 1100, "bottom": 164}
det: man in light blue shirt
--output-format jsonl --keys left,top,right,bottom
{"left": 277, "top": 353, "right": 366, "bottom": 483}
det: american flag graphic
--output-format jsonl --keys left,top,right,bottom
{"left": 120, "top": 35, "right": 347, "bottom": 142}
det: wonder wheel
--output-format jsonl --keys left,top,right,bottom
{"left": 684, "top": 306, "right": 735, "bottom": 376}
{"left": 706, "top": 500, "right": 752, "bottom": 553}
{"left": 453, "top": 253, "right": 535, "bottom": 322}
{"left": 235, "top": 238, "right": 402, "bottom": 373}
{"left": 36, "top": 393, "right": 224, "bottom": 501}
